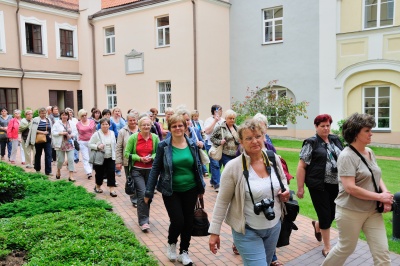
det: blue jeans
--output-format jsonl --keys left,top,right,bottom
{"left": 34, "top": 137, "right": 52, "bottom": 174}
{"left": 205, "top": 143, "right": 222, "bottom": 186}
{"left": 220, "top": 153, "right": 235, "bottom": 167}
{"left": 232, "top": 222, "right": 281, "bottom": 266}
{"left": 0, "top": 140, "right": 11, "bottom": 159}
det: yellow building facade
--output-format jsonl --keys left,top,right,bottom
{"left": 336, "top": 0, "right": 400, "bottom": 144}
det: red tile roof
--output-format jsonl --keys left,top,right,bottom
{"left": 24, "top": 0, "right": 79, "bottom": 11}
{"left": 102, "top": 0, "right": 141, "bottom": 9}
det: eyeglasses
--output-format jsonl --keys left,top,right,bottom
{"left": 82, "top": 114, "right": 87, "bottom": 117}
{"left": 171, "top": 125, "right": 184, "bottom": 129}
{"left": 244, "top": 135, "right": 263, "bottom": 142}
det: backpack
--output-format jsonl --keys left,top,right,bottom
{"left": 265, "top": 150, "right": 294, "bottom": 184}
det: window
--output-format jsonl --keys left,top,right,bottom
{"left": 364, "top": 0, "right": 394, "bottom": 29}
{"left": 263, "top": 7, "right": 283, "bottom": 44}
{"left": 55, "top": 23, "right": 78, "bottom": 59}
{"left": 0, "top": 88, "right": 18, "bottom": 112}
{"left": 156, "top": 16, "right": 170, "bottom": 47}
{"left": 363, "top": 86, "right": 391, "bottom": 129}
{"left": 25, "top": 23, "right": 42, "bottom": 54}
{"left": 158, "top": 81, "right": 171, "bottom": 114}
{"left": 0, "top": 11, "right": 6, "bottom": 53}
{"left": 266, "top": 89, "right": 287, "bottom": 126}
{"left": 20, "top": 16, "right": 47, "bottom": 56}
{"left": 105, "top": 27, "right": 115, "bottom": 54}
{"left": 106, "top": 85, "right": 117, "bottom": 109}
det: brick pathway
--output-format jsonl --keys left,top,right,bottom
{"left": 7, "top": 148, "right": 400, "bottom": 265}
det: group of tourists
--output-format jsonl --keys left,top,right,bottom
{"left": 0, "top": 104, "right": 395, "bottom": 266}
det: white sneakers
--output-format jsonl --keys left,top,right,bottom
{"left": 177, "top": 251, "right": 193, "bottom": 266}
{"left": 166, "top": 243, "right": 177, "bottom": 261}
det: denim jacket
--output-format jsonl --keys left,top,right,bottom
{"left": 145, "top": 135, "right": 205, "bottom": 198}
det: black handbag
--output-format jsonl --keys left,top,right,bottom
{"left": 265, "top": 151, "right": 299, "bottom": 248}
{"left": 73, "top": 139, "right": 80, "bottom": 151}
{"left": 125, "top": 155, "right": 135, "bottom": 196}
{"left": 191, "top": 197, "right": 210, "bottom": 237}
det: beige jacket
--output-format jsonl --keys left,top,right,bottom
{"left": 115, "top": 126, "right": 137, "bottom": 166}
{"left": 208, "top": 151, "right": 288, "bottom": 235}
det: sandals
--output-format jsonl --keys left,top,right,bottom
{"left": 140, "top": 223, "right": 150, "bottom": 231}
{"left": 68, "top": 178, "right": 76, "bottom": 182}
{"left": 110, "top": 191, "right": 117, "bottom": 197}
{"left": 322, "top": 249, "right": 329, "bottom": 257}
{"left": 232, "top": 244, "right": 240, "bottom": 255}
{"left": 312, "top": 221, "right": 322, "bottom": 242}
{"left": 94, "top": 187, "right": 103, "bottom": 193}
{"left": 270, "top": 261, "right": 284, "bottom": 266}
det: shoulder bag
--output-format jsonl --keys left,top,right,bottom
{"left": 192, "top": 127, "right": 210, "bottom": 164}
{"left": 125, "top": 155, "right": 136, "bottom": 196}
{"left": 89, "top": 132, "right": 105, "bottom": 165}
{"left": 191, "top": 197, "right": 210, "bottom": 237}
{"left": 35, "top": 120, "right": 47, "bottom": 144}
{"left": 208, "top": 126, "right": 224, "bottom": 161}
{"left": 348, "top": 145, "right": 396, "bottom": 213}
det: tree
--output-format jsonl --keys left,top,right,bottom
{"left": 231, "top": 80, "right": 309, "bottom": 125}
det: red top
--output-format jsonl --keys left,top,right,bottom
{"left": 7, "top": 118, "right": 20, "bottom": 139}
{"left": 76, "top": 119, "right": 96, "bottom": 141}
{"left": 134, "top": 133, "right": 153, "bottom": 169}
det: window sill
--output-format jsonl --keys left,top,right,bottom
{"left": 57, "top": 56, "right": 78, "bottom": 61}
{"left": 362, "top": 25, "right": 394, "bottom": 31}
{"left": 262, "top": 41, "right": 283, "bottom": 46}
{"left": 372, "top": 129, "right": 391, "bottom": 133}
{"left": 155, "top": 45, "right": 170, "bottom": 49}
{"left": 23, "top": 53, "right": 48, "bottom": 58}
{"left": 103, "top": 53, "right": 115, "bottom": 56}
{"left": 268, "top": 126, "right": 287, "bottom": 130}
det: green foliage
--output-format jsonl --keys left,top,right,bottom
{"left": 331, "top": 119, "right": 346, "bottom": 145}
{"left": 20, "top": 108, "right": 34, "bottom": 119}
{"left": 0, "top": 179, "right": 112, "bottom": 218}
{"left": 231, "top": 80, "right": 309, "bottom": 125}
{"left": 0, "top": 208, "right": 158, "bottom": 265}
{"left": 0, "top": 162, "right": 30, "bottom": 203}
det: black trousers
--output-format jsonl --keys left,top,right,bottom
{"left": 93, "top": 158, "right": 116, "bottom": 187}
{"left": 309, "top": 183, "right": 339, "bottom": 229}
{"left": 162, "top": 187, "right": 198, "bottom": 254}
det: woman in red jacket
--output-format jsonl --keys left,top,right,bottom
{"left": 7, "top": 109, "right": 22, "bottom": 164}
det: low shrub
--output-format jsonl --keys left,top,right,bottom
{"left": 0, "top": 162, "right": 30, "bottom": 203}
{"left": 0, "top": 179, "right": 112, "bottom": 218}
{"left": 0, "top": 208, "right": 158, "bottom": 265}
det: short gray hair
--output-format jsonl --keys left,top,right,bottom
{"left": 237, "top": 119, "right": 263, "bottom": 140}
{"left": 224, "top": 109, "right": 237, "bottom": 119}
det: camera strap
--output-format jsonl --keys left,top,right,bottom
{"left": 242, "top": 152, "right": 274, "bottom": 207}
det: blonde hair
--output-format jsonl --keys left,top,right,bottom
{"left": 78, "top": 109, "right": 87, "bottom": 119}
{"left": 168, "top": 114, "right": 187, "bottom": 131}
{"left": 224, "top": 109, "right": 237, "bottom": 119}
{"left": 138, "top": 116, "right": 151, "bottom": 127}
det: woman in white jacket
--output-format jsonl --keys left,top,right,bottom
{"left": 51, "top": 109, "right": 78, "bottom": 182}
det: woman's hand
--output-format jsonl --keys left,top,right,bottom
{"left": 98, "top": 143, "right": 105, "bottom": 150}
{"left": 197, "top": 141, "right": 203, "bottom": 148}
{"left": 278, "top": 190, "right": 290, "bottom": 202}
{"left": 379, "top": 191, "right": 394, "bottom": 204}
{"left": 144, "top": 197, "right": 152, "bottom": 205}
{"left": 116, "top": 163, "right": 122, "bottom": 170}
{"left": 198, "top": 194, "right": 203, "bottom": 199}
{"left": 381, "top": 202, "right": 393, "bottom": 213}
{"left": 209, "top": 234, "right": 220, "bottom": 254}
{"left": 220, "top": 139, "right": 226, "bottom": 145}
{"left": 296, "top": 187, "right": 304, "bottom": 199}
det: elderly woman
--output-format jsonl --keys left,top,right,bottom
{"left": 124, "top": 116, "right": 159, "bottom": 231}
{"left": 19, "top": 109, "right": 35, "bottom": 168}
{"left": 52, "top": 109, "right": 78, "bottom": 182}
{"left": 89, "top": 117, "right": 117, "bottom": 197}
{"left": 209, "top": 119, "right": 289, "bottom": 265}
{"left": 27, "top": 107, "right": 53, "bottom": 176}
{"left": 253, "top": 113, "right": 277, "bottom": 153}
{"left": 322, "top": 113, "right": 393, "bottom": 266}
{"left": 0, "top": 107, "right": 12, "bottom": 161}
{"left": 111, "top": 107, "right": 126, "bottom": 132}
{"left": 7, "top": 109, "right": 22, "bottom": 164}
{"left": 160, "top": 107, "right": 174, "bottom": 139}
{"left": 144, "top": 114, "right": 205, "bottom": 265}
{"left": 76, "top": 109, "right": 96, "bottom": 179}
{"left": 148, "top": 111, "right": 163, "bottom": 140}
{"left": 296, "top": 114, "right": 343, "bottom": 257}
{"left": 116, "top": 113, "right": 139, "bottom": 207}
{"left": 210, "top": 109, "right": 240, "bottom": 169}
{"left": 65, "top": 107, "right": 79, "bottom": 163}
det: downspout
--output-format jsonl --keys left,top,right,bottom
{"left": 16, "top": 0, "right": 25, "bottom": 109}
{"left": 89, "top": 18, "right": 97, "bottom": 107}
{"left": 191, "top": 0, "right": 198, "bottom": 109}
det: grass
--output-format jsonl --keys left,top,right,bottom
{"left": 276, "top": 149, "right": 400, "bottom": 254}
{"left": 0, "top": 162, "right": 158, "bottom": 265}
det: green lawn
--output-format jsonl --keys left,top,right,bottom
{"left": 276, "top": 149, "right": 400, "bottom": 254}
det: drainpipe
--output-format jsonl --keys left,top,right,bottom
{"left": 191, "top": 0, "right": 197, "bottom": 109}
{"left": 16, "top": 0, "right": 25, "bottom": 109}
{"left": 89, "top": 18, "right": 98, "bottom": 108}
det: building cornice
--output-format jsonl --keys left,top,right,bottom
{"left": 337, "top": 26, "right": 400, "bottom": 40}
{"left": 335, "top": 59, "right": 400, "bottom": 89}
{"left": 0, "top": 0, "right": 79, "bottom": 19}
{"left": 0, "top": 68, "right": 82, "bottom": 80}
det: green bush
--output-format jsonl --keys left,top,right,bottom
{"left": 0, "top": 179, "right": 112, "bottom": 218}
{"left": 0, "top": 163, "right": 29, "bottom": 203}
{"left": 0, "top": 208, "right": 158, "bottom": 265}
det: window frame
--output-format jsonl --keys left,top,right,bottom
{"left": 362, "top": 0, "right": 394, "bottom": 30}
{"left": 362, "top": 85, "right": 391, "bottom": 130}
{"left": 0, "top": 11, "right": 6, "bottom": 53}
{"left": 266, "top": 88, "right": 287, "bottom": 127}
{"left": 106, "top": 85, "right": 117, "bottom": 109}
{"left": 156, "top": 16, "right": 170, "bottom": 48}
{"left": 158, "top": 81, "right": 172, "bottom": 115}
{"left": 55, "top": 22, "right": 78, "bottom": 60}
{"left": 262, "top": 6, "right": 283, "bottom": 45}
{"left": 104, "top": 26, "right": 115, "bottom": 55}
{"left": 0, "top": 88, "right": 18, "bottom": 112}
{"left": 20, "top": 16, "right": 48, "bottom": 57}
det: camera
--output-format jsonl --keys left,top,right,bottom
{"left": 254, "top": 198, "right": 275, "bottom": 220}
{"left": 331, "top": 166, "right": 338, "bottom": 173}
